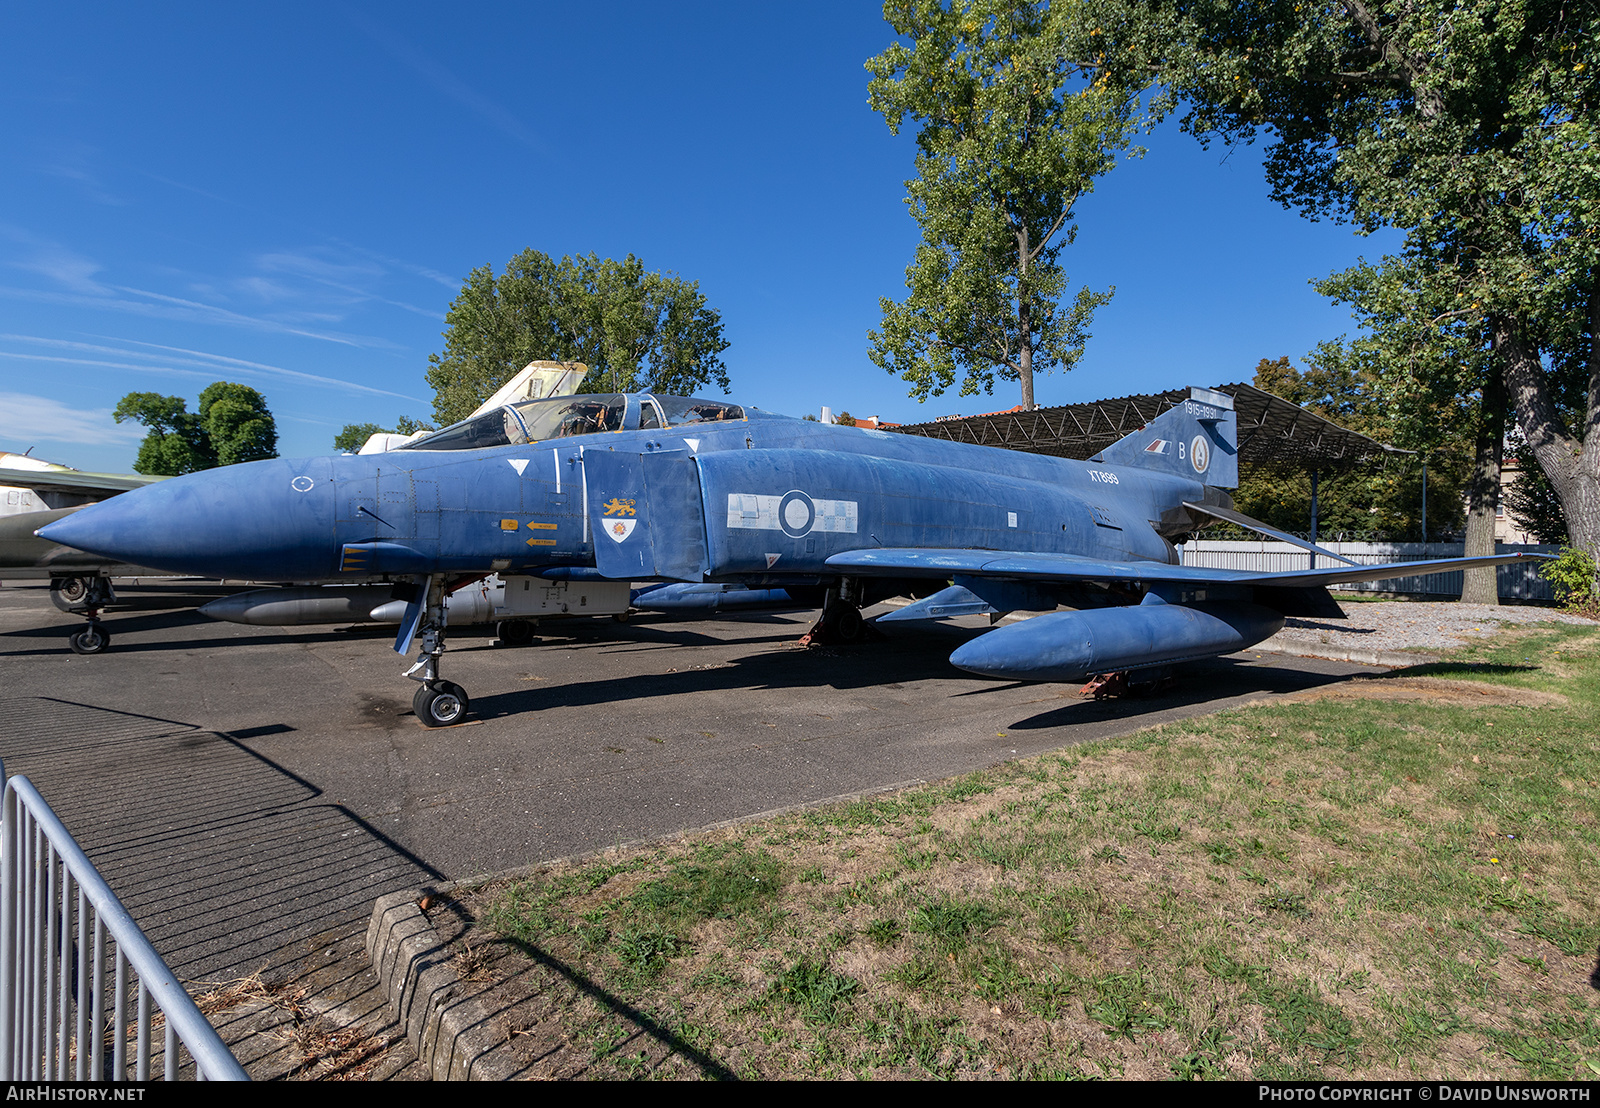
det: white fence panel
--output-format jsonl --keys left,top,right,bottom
{"left": 1179, "top": 541, "right": 1560, "bottom": 601}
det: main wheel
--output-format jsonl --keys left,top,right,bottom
{"left": 497, "top": 619, "right": 535, "bottom": 646}
{"left": 413, "top": 681, "right": 469, "bottom": 728}
{"left": 824, "top": 603, "right": 864, "bottom": 642}
{"left": 68, "top": 623, "right": 110, "bottom": 655}
{"left": 50, "top": 577, "right": 90, "bottom": 613}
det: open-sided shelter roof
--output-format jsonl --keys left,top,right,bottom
{"left": 892, "top": 382, "right": 1402, "bottom": 474}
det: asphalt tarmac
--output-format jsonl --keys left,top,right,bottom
{"left": 0, "top": 580, "right": 1382, "bottom": 987}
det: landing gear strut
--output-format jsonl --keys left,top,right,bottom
{"left": 800, "top": 581, "right": 866, "bottom": 646}
{"left": 53, "top": 576, "right": 115, "bottom": 655}
{"left": 405, "top": 575, "right": 472, "bottom": 727}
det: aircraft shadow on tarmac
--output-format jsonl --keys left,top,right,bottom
{"left": 0, "top": 695, "right": 443, "bottom": 983}
{"left": 470, "top": 616, "right": 1360, "bottom": 732}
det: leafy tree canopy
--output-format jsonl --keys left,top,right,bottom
{"left": 333, "top": 423, "right": 384, "bottom": 454}
{"left": 426, "top": 251, "right": 730, "bottom": 426}
{"left": 1103, "top": 0, "right": 1598, "bottom": 561}
{"left": 1234, "top": 354, "right": 1467, "bottom": 541}
{"left": 867, "top": 0, "right": 1136, "bottom": 408}
{"left": 333, "top": 415, "right": 435, "bottom": 453}
{"left": 115, "top": 383, "right": 276, "bottom": 475}
{"left": 199, "top": 381, "right": 277, "bottom": 468}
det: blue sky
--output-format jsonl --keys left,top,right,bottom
{"left": 0, "top": 3, "right": 1399, "bottom": 473}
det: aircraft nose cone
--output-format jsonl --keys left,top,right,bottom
{"left": 37, "top": 457, "right": 337, "bottom": 580}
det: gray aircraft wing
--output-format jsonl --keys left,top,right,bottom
{"left": 0, "top": 466, "right": 166, "bottom": 499}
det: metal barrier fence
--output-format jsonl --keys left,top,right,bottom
{"left": 1179, "top": 540, "right": 1560, "bottom": 601}
{"left": 0, "top": 766, "right": 247, "bottom": 1081}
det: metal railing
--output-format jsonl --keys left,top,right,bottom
{"left": 0, "top": 765, "right": 247, "bottom": 1081}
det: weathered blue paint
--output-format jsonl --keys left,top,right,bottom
{"left": 40, "top": 388, "right": 1546, "bottom": 686}
{"left": 949, "top": 593, "right": 1285, "bottom": 681}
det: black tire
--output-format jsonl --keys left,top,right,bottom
{"left": 826, "top": 604, "right": 864, "bottom": 642}
{"left": 414, "top": 681, "right": 469, "bottom": 728}
{"left": 50, "top": 577, "right": 90, "bottom": 613}
{"left": 497, "top": 619, "right": 535, "bottom": 646}
{"left": 68, "top": 624, "right": 109, "bottom": 655}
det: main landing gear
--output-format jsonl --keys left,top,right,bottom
{"left": 405, "top": 575, "right": 473, "bottom": 728}
{"left": 52, "top": 576, "right": 114, "bottom": 655}
{"left": 1078, "top": 668, "right": 1176, "bottom": 700}
{"left": 800, "top": 581, "right": 867, "bottom": 646}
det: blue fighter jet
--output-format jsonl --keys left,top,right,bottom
{"left": 39, "top": 387, "right": 1541, "bottom": 726}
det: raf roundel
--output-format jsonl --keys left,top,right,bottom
{"left": 290, "top": 476, "right": 315, "bottom": 492}
{"left": 778, "top": 490, "right": 815, "bottom": 538}
{"left": 1189, "top": 436, "right": 1210, "bottom": 475}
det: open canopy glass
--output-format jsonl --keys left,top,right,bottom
{"left": 405, "top": 394, "right": 746, "bottom": 452}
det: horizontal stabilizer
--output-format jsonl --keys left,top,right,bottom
{"left": 827, "top": 547, "right": 1550, "bottom": 590}
{"left": 1180, "top": 502, "right": 1357, "bottom": 566}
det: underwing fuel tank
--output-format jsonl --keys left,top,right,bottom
{"left": 199, "top": 577, "right": 633, "bottom": 626}
{"left": 948, "top": 596, "right": 1284, "bottom": 682}
{"left": 199, "top": 584, "right": 402, "bottom": 626}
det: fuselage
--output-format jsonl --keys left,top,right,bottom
{"left": 39, "top": 395, "right": 1203, "bottom": 586}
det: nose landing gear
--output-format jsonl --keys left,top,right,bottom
{"left": 403, "top": 575, "right": 476, "bottom": 727}
{"left": 413, "top": 680, "right": 470, "bottom": 727}
{"left": 53, "top": 576, "right": 115, "bottom": 655}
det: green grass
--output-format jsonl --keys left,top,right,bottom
{"left": 464, "top": 617, "right": 1600, "bottom": 1080}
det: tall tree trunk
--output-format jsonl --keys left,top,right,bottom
{"left": 1017, "top": 225, "right": 1035, "bottom": 410}
{"left": 1461, "top": 371, "right": 1506, "bottom": 604}
{"left": 1498, "top": 305, "right": 1600, "bottom": 579}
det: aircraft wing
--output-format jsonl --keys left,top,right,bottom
{"left": 0, "top": 466, "right": 165, "bottom": 499}
{"left": 826, "top": 548, "right": 1550, "bottom": 590}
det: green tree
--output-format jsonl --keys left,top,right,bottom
{"left": 334, "top": 415, "right": 434, "bottom": 453}
{"left": 115, "top": 384, "right": 277, "bottom": 475}
{"left": 1121, "top": 0, "right": 1598, "bottom": 580}
{"left": 1235, "top": 353, "right": 1467, "bottom": 541}
{"left": 333, "top": 423, "right": 384, "bottom": 453}
{"left": 426, "top": 251, "right": 730, "bottom": 426}
{"left": 866, "top": 0, "right": 1136, "bottom": 409}
{"left": 114, "top": 393, "right": 207, "bottom": 476}
{"left": 198, "top": 382, "right": 276, "bottom": 467}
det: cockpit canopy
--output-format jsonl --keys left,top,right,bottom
{"left": 404, "top": 393, "right": 746, "bottom": 452}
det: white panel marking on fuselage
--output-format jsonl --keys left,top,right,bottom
{"left": 508, "top": 458, "right": 529, "bottom": 476}
{"left": 725, "top": 494, "right": 857, "bottom": 535}
{"left": 552, "top": 448, "right": 561, "bottom": 493}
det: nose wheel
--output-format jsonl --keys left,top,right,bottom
{"left": 68, "top": 619, "right": 110, "bottom": 655}
{"left": 413, "top": 681, "right": 470, "bottom": 728}
{"left": 403, "top": 575, "right": 476, "bottom": 727}
{"left": 55, "top": 576, "right": 117, "bottom": 654}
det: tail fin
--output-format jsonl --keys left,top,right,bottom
{"left": 1093, "top": 387, "right": 1238, "bottom": 488}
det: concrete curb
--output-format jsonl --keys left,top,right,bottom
{"left": 366, "top": 891, "right": 519, "bottom": 1081}
{"left": 364, "top": 777, "right": 926, "bottom": 1080}
{"left": 1255, "top": 632, "right": 1440, "bottom": 669}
